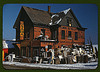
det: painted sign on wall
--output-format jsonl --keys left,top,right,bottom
{"left": 20, "top": 21, "right": 24, "bottom": 40}
{"left": 2, "top": 51, "right": 4, "bottom": 61}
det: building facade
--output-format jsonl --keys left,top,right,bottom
{"left": 13, "top": 6, "right": 86, "bottom": 58}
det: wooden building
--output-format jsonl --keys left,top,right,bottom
{"left": 13, "top": 6, "right": 86, "bottom": 58}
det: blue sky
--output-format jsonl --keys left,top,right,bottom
{"left": 3, "top": 4, "right": 98, "bottom": 44}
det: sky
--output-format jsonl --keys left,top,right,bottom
{"left": 3, "top": 4, "right": 98, "bottom": 44}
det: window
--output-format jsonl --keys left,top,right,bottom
{"left": 41, "top": 29, "right": 45, "bottom": 37}
{"left": 75, "top": 32, "right": 78, "bottom": 40}
{"left": 68, "top": 31, "right": 71, "bottom": 37}
{"left": 27, "top": 31, "right": 30, "bottom": 39}
{"left": 24, "top": 32, "right": 26, "bottom": 39}
{"left": 52, "top": 30, "right": 57, "bottom": 40}
{"left": 67, "top": 18, "right": 72, "bottom": 27}
{"left": 21, "top": 47, "right": 26, "bottom": 56}
{"left": 61, "top": 30, "right": 65, "bottom": 39}
{"left": 28, "top": 47, "right": 31, "bottom": 57}
{"left": 69, "top": 19, "right": 72, "bottom": 26}
{"left": 34, "top": 49, "right": 39, "bottom": 56}
{"left": 17, "top": 34, "right": 20, "bottom": 40}
{"left": 67, "top": 18, "right": 69, "bottom": 24}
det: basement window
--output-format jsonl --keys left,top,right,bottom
{"left": 61, "top": 30, "right": 65, "bottom": 39}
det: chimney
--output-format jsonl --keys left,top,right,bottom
{"left": 48, "top": 6, "right": 51, "bottom": 13}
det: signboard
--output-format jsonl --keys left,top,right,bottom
{"left": 20, "top": 21, "right": 24, "bottom": 40}
{"left": 2, "top": 51, "right": 4, "bottom": 61}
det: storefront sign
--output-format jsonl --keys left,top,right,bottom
{"left": 20, "top": 21, "right": 24, "bottom": 40}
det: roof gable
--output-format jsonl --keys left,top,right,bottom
{"left": 50, "top": 9, "right": 83, "bottom": 28}
{"left": 13, "top": 6, "right": 51, "bottom": 28}
{"left": 49, "top": 8, "right": 70, "bottom": 25}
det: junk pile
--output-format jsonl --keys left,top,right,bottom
{"left": 12, "top": 44, "right": 98, "bottom": 64}
{"left": 33, "top": 33, "right": 98, "bottom": 64}
{"left": 5, "top": 36, "right": 98, "bottom": 64}
{"left": 39, "top": 44, "right": 98, "bottom": 64}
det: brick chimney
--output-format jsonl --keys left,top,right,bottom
{"left": 48, "top": 6, "right": 51, "bottom": 13}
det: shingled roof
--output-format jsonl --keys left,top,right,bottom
{"left": 13, "top": 6, "right": 84, "bottom": 29}
{"left": 23, "top": 6, "right": 51, "bottom": 25}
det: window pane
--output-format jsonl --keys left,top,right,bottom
{"left": 75, "top": 32, "right": 78, "bottom": 40}
{"left": 29, "top": 47, "right": 31, "bottom": 57}
{"left": 24, "top": 32, "right": 26, "bottom": 39}
{"left": 61, "top": 30, "right": 65, "bottom": 39}
{"left": 67, "top": 19, "right": 69, "bottom": 24}
{"left": 68, "top": 31, "right": 71, "bottom": 37}
{"left": 28, "top": 31, "right": 30, "bottom": 39}
{"left": 21, "top": 47, "right": 26, "bottom": 56}
{"left": 52, "top": 30, "right": 57, "bottom": 39}
{"left": 41, "top": 29, "right": 45, "bottom": 36}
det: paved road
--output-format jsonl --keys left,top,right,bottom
{"left": 3, "top": 64, "right": 52, "bottom": 70}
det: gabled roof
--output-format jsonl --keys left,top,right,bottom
{"left": 13, "top": 6, "right": 84, "bottom": 29}
{"left": 13, "top": 6, "right": 51, "bottom": 28}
